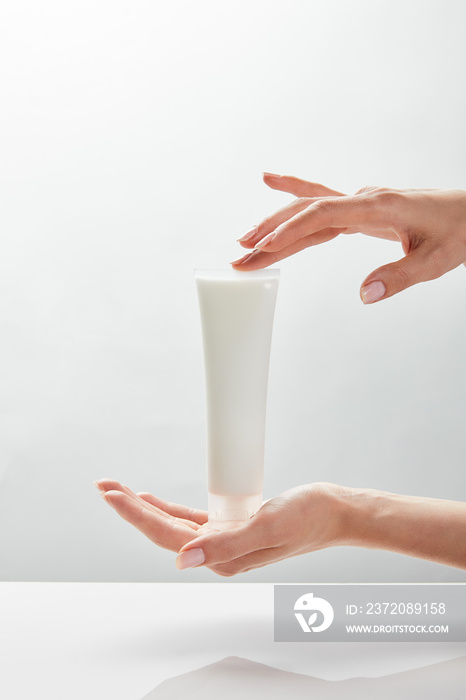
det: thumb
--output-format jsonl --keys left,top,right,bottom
{"left": 175, "top": 519, "right": 264, "bottom": 570}
{"left": 360, "top": 246, "right": 437, "bottom": 304}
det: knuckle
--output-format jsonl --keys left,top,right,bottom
{"left": 423, "top": 246, "right": 448, "bottom": 280}
{"left": 368, "top": 187, "right": 403, "bottom": 209}
{"left": 310, "top": 197, "right": 335, "bottom": 221}
{"left": 312, "top": 197, "right": 333, "bottom": 212}
{"left": 358, "top": 188, "right": 406, "bottom": 225}
{"left": 356, "top": 185, "right": 378, "bottom": 195}
{"left": 375, "top": 189, "right": 403, "bottom": 209}
{"left": 389, "top": 264, "right": 411, "bottom": 290}
{"left": 357, "top": 186, "right": 400, "bottom": 204}
{"left": 260, "top": 213, "right": 276, "bottom": 231}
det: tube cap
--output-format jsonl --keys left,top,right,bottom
{"left": 208, "top": 492, "right": 262, "bottom": 530}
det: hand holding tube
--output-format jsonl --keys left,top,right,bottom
{"left": 231, "top": 175, "right": 466, "bottom": 303}
{"left": 95, "top": 480, "right": 466, "bottom": 575}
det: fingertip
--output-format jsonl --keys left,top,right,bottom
{"left": 175, "top": 547, "right": 206, "bottom": 570}
{"left": 237, "top": 226, "right": 258, "bottom": 244}
{"left": 255, "top": 231, "right": 276, "bottom": 250}
{"left": 100, "top": 489, "right": 115, "bottom": 499}
{"left": 230, "top": 249, "right": 269, "bottom": 270}
{"left": 99, "top": 490, "right": 120, "bottom": 509}
{"left": 262, "top": 173, "right": 283, "bottom": 191}
{"left": 101, "top": 489, "right": 126, "bottom": 503}
{"left": 178, "top": 541, "right": 198, "bottom": 554}
{"left": 360, "top": 280, "right": 386, "bottom": 304}
{"left": 236, "top": 239, "right": 256, "bottom": 249}
{"left": 94, "top": 478, "right": 114, "bottom": 487}
{"left": 230, "top": 252, "right": 255, "bottom": 266}
{"left": 94, "top": 478, "right": 123, "bottom": 492}
{"left": 178, "top": 531, "right": 213, "bottom": 554}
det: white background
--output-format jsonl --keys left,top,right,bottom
{"left": 0, "top": 0, "right": 465, "bottom": 582}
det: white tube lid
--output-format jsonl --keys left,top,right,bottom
{"left": 208, "top": 492, "right": 262, "bottom": 530}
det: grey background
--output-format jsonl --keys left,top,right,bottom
{"left": 1, "top": 0, "right": 465, "bottom": 582}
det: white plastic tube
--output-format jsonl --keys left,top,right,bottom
{"left": 195, "top": 269, "right": 280, "bottom": 529}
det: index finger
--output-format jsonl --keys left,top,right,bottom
{"left": 231, "top": 226, "right": 343, "bottom": 270}
{"left": 102, "top": 490, "right": 198, "bottom": 552}
{"left": 137, "top": 492, "right": 208, "bottom": 526}
{"left": 257, "top": 194, "right": 399, "bottom": 253}
{"left": 263, "top": 173, "right": 344, "bottom": 198}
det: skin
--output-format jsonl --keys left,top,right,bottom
{"left": 231, "top": 173, "right": 466, "bottom": 303}
{"left": 95, "top": 479, "right": 466, "bottom": 575}
{"left": 95, "top": 175, "right": 466, "bottom": 575}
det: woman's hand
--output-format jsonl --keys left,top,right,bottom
{"left": 94, "top": 479, "right": 211, "bottom": 553}
{"left": 95, "top": 479, "right": 466, "bottom": 574}
{"left": 231, "top": 174, "right": 466, "bottom": 303}
{"left": 94, "top": 480, "right": 348, "bottom": 576}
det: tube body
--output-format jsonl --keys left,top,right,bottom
{"left": 195, "top": 269, "right": 279, "bottom": 529}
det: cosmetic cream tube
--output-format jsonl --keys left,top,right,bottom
{"left": 195, "top": 269, "right": 280, "bottom": 529}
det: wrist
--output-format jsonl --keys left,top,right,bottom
{"left": 303, "top": 484, "right": 406, "bottom": 551}
{"left": 302, "top": 482, "right": 364, "bottom": 549}
{"left": 337, "top": 486, "right": 466, "bottom": 569}
{"left": 337, "top": 486, "right": 392, "bottom": 549}
{"left": 296, "top": 483, "right": 466, "bottom": 569}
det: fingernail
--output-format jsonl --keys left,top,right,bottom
{"left": 176, "top": 547, "right": 205, "bottom": 570}
{"left": 93, "top": 480, "right": 104, "bottom": 491}
{"left": 263, "top": 172, "right": 281, "bottom": 179}
{"left": 237, "top": 226, "right": 258, "bottom": 243}
{"left": 256, "top": 231, "right": 276, "bottom": 249}
{"left": 100, "top": 492, "right": 113, "bottom": 505}
{"left": 230, "top": 250, "right": 259, "bottom": 265}
{"left": 360, "top": 281, "right": 386, "bottom": 304}
{"left": 230, "top": 252, "right": 253, "bottom": 265}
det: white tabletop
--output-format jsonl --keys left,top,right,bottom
{"left": 1, "top": 583, "right": 465, "bottom": 699}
